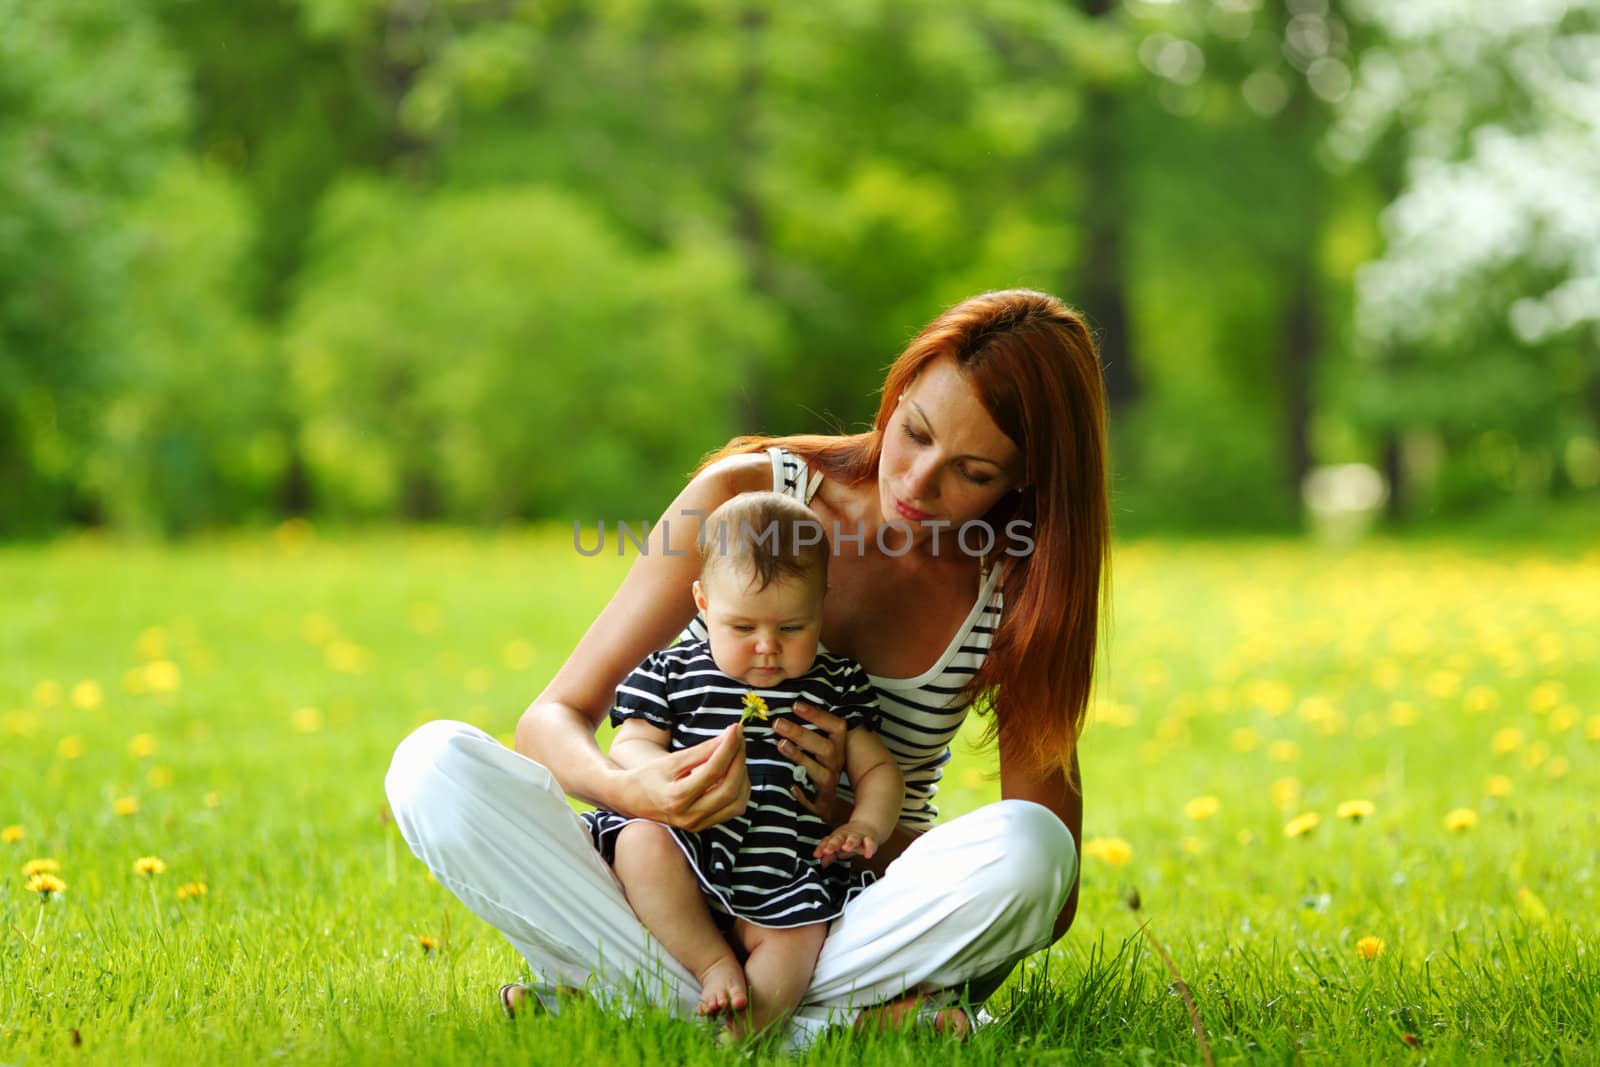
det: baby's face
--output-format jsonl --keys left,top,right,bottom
{"left": 693, "top": 565, "right": 824, "bottom": 687}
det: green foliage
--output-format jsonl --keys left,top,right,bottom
{"left": 85, "top": 162, "right": 283, "bottom": 535}
{"left": 285, "top": 181, "right": 774, "bottom": 519}
{"left": 0, "top": 0, "right": 187, "bottom": 531}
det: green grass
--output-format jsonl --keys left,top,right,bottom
{"left": 2, "top": 525, "right": 1597, "bottom": 1064}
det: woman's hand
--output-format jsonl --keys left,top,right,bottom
{"left": 625, "top": 723, "right": 750, "bottom": 831}
{"left": 777, "top": 702, "right": 848, "bottom": 819}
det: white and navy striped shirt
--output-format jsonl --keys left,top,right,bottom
{"left": 683, "top": 446, "right": 1003, "bottom": 832}
{"left": 585, "top": 641, "right": 880, "bottom": 927}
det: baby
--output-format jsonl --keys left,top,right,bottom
{"left": 583, "top": 491, "right": 904, "bottom": 1039}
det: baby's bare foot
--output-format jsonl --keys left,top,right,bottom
{"left": 696, "top": 956, "right": 748, "bottom": 1016}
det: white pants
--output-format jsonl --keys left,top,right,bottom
{"left": 384, "top": 720, "right": 1077, "bottom": 1046}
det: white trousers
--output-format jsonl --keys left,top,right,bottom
{"left": 384, "top": 720, "right": 1077, "bottom": 1046}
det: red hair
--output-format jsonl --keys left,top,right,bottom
{"left": 699, "top": 290, "right": 1110, "bottom": 782}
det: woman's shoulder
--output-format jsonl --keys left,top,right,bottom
{"left": 695, "top": 451, "right": 775, "bottom": 497}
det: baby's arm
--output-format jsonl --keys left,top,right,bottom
{"left": 814, "top": 727, "right": 904, "bottom": 867}
{"left": 607, "top": 719, "right": 673, "bottom": 769}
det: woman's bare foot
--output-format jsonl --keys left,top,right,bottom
{"left": 696, "top": 955, "right": 749, "bottom": 1016}
{"left": 854, "top": 992, "right": 972, "bottom": 1038}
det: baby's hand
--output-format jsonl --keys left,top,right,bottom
{"left": 814, "top": 821, "right": 879, "bottom": 868}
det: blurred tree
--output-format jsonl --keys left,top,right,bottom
{"left": 0, "top": 0, "right": 187, "bottom": 533}
{"left": 1334, "top": 0, "right": 1600, "bottom": 510}
{"left": 284, "top": 181, "right": 774, "bottom": 520}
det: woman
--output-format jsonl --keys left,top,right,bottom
{"left": 385, "top": 289, "right": 1109, "bottom": 1044}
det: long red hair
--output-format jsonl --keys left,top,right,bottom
{"left": 698, "top": 290, "right": 1110, "bottom": 782}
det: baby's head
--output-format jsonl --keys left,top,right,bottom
{"left": 692, "top": 492, "right": 830, "bottom": 686}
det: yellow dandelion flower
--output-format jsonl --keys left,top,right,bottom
{"left": 1585, "top": 715, "right": 1600, "bottom": 741}
{"left": 147, "top": 765, "right": 175, "bottom": 789}
{"left": 1443, "top": 808, "right": 1478, "bottom": 832}
{"left": 70, "top": 680, "right": 103, "bottom": 711}
{"left": 1229, "top": 727, "right": 1259, "bottom": 752}
{"left": 1515, "top": 887, "right": 1550, "bottom": 925}
{"left": 113, "top": 796, "right": 140, "bottom": 817}
{"left": 1, "top": 825, "right": 24, "bottom": 844}
{"left": 1549, "top": 706, "right": 1577, "bottom": 734}
{"left": 122, "top": 667, "right": 148, "bottom": 695}
{"left": 1356, "top": 936, "right": 1385, "bottom": 960}
{"left": 1545, "top": 757, "right": 1569, "bottom": 780}
{"left": 418, "top": 934, "right": 438, "bottom": 953}
{"left": 1528, "top": 681, "right": 1564, "bottom": 713}
{"left": 22, "top": 858, "right": 60, "bottom": 877}
{"left": 1484, "top": 775, "right": 1514, "bottom": 798}
{"left": 1521, "top": 741, "right": 1550, "bottom": 769}
{"left": 1082, "top": 836, "right": 1134, "bottom": 866}
{"left": 203, "top": 792, "right": 222, "bottom": 809}
{"left": 1337, "top": 799, "right": 1375, "bottom": 822}
{"left": 127, "top": 733, "right": 158, "bottom": 759}
{"left": 290, "top": 707, "right": 324, "bottom": 734}
{"left": 176, "top": 881, "right": 208, "bottom": 901}
{"left": 1268, "top": 740, "right": 1300, "bottom": 763}
{"left": 33, "top": 680, "right": 62, "bottom": 707}
{"left": 502, "top": 639, "right": 535, "bottom": 670}
{"left": 57, "top": 735, "right": 85, "bottom": 759}
{"left": 26, "top": 872, "right": 66, "bottom": 899}
{"left": 133, "top": 856, "right": 167, "bottom": 877}
{"left": 1387, "top": 701, "right": 1418, "bottom": 727}
{"left": 1270, "top": 777, "right": 1301, "bottom": 809}
{"left": 1463, "top": 686, "right": 1498, "bottom": 714}
{"left": 1183, "top": 795, "right": 1220, "bottom": 820}
{"left": 1490, "top": 728, "right": 1523, "bottom": 755}
{"left": 1179, "top": 836, "right": 1205, "bottom": 854}
{"left": 1282, "top": 812, "right": 1321, "bottom": 838}
{"left": 1424, "top": 670, "right": 1460, "bottom": 700}
{"left": 1236, "top": 829, "right": 1256, "bottom": 846}
{"left": 143, "top": 661, "right": 180, "bottom": 693}
{"left": 740, "top": 692, "right": 769, "bottom": 725}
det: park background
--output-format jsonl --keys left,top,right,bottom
{"left": 4, "top": 0, "right": 1599, "bottom": 1063}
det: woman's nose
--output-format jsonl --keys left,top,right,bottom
{"left": 906, "top": 455, "right": 941, "bottom": 500}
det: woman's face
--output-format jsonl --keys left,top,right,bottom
{"left": 878, "top": 357, "right": 1025, "bottom": 542}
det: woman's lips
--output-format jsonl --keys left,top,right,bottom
{"left": 894, "top": 498, "right": 933, "bottom": 522}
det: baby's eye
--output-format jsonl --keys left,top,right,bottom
{"left": 732, "top": 625, "right": 755, "bottom": 633}
{"left": 781, "top": 625, "right": 805, "bottom": 633}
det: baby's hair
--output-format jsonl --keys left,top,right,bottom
{"left": 699, "top": 491, "right": 829, "bottom": 591}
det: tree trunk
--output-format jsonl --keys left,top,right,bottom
{"left": 1077, "top": 0, "right": 1139, "bottom": 411}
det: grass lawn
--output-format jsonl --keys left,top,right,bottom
{"left": 2, "top": 524, "right": 1596, "bottom": 1064}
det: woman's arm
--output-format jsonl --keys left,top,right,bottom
{"left": 1000, "top": 742, "right": 1083, "bottom": 941}
{"left": 515, "top": 452, "right": 771, "bottom": 828}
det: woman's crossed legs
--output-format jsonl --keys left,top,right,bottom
{"left": 384, "top": 721, "right": 1077, "bottom": 1047}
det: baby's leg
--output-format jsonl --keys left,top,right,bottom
{"left": 728, "top": 919, "right": 827, "bottom": 1039}
{"left": 612, "top": 822, "right": 746, "bottom": 1016}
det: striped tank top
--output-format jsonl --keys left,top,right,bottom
{"left": 682, "top": 446, "right": 1003, "bottom": 831}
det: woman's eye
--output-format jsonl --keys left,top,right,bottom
{"left": 962, "top": 468, "right": 994, "bottom": 486}
{"left": 901, "top": 424, "right": 929, "bottom": 445}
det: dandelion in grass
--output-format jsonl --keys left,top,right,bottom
{"left": 22, "top": 858, "right": 61, "bottom": 878}
{"left": 133, "top": 856, "right": 167, "bottom": 877}
{"left": 1270, "top": 777, "right": 1301, "bottom": 809}
{"left": 113, "top": 796, "right": 140, "bottom": 816}
{"left": 739, "top": 692, "right": 769, "bottom": 725}
{"left": 1082, "top": 837, "right": 1134, "bottom": 866}
{"left": 2, "top": 825, "right": 23, "bottom": 844}
{"left": 128, "top": 733, "right": 158, "bottom": 759}
{"left": 203, "top": 792, "right": 222, "bottom": 809}
{"left": 1491, "top": 728, "right": 1523, "bottom": 755}
{"left": 1282, "top": 812, "right": 1320, "bottom": 838}
{"left": 176, "top": 882, "right": 208, "bottom": 901}
{"left": 1484, "top": 775, "right": 1513, "bottom": 798}
{"left": 1337, "top": 799, "right": 1375, "bottom": 823}
{"left": 26, "top": 872, "right": 66, "bottom": 899}
{"left": 1183, "top": 796, "right": 1220, "bottom": 820}
{"left": 1443, "top": 808, "right": 1478, "bottom": 832}
{"left": 71, "top": 680, "right": 103, "bottom": 711}
{"left": 419, "top": 935, "right": 438, "bottom": 954}
{"left": 291, "top": 706, "right": 324, "bottom": 734}
{"left": 1356, "top": 936, "right": 1385, "bottom": 960}
{"left": 57, "top": 735, "right": 85, "bottom": 759}
{"left": 143, "top": 661, "right": 181, "bottom": 693}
